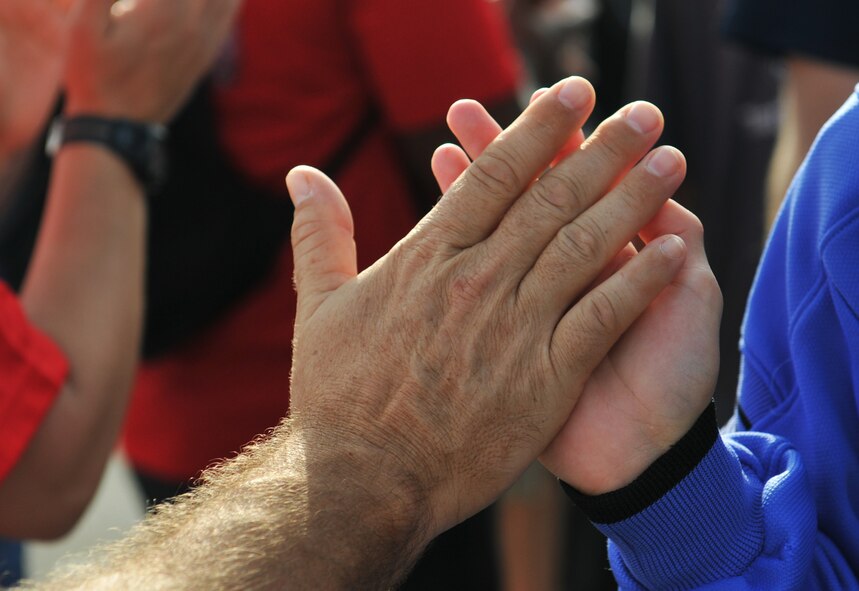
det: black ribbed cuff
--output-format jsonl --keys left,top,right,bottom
{"left": 561, "top": 402, "right": 718, "bottom": 524}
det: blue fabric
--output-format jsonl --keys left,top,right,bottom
{"left": 596, "top": 87, "right": 859, "bottom": 589}
{"left": 0, "top": 539, "right": 22, "bottom": 588}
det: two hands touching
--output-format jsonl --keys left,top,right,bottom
{"left": 284, "top": 77, "right": 722, "bottom": 545}
{"left": 2, "top": 0, "right": 720, "bottom": 513}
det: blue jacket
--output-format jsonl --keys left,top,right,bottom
{"left": 571, "top": 87, "right": 859, "bottom": 589}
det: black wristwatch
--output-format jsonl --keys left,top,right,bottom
{"left": 46, "top": 115, "right": 169, "bottom": 194}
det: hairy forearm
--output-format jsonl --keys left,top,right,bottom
{"left": 30, "top": 419, "right": 432, "bottom": 590}
{"left": 0, "top": 144, "right": 145, "bottom": 537}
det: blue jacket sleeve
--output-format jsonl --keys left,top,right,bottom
{"left": 563, "top": 403, "right": 858, "bottom": 589}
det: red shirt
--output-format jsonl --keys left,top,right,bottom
{"left": 0, "top": 283, "right": 68, "bottom": 484}
{"left": 123, "top": 0, "right": 520, "bottom": 481}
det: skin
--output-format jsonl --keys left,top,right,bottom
{"left": 397, "top": 96, "right": 522, "bottom": 214}
{"left": 29, "top": 77, "right": 713, "bottom": 590}
{"left": 0, "top": 0, "right": 69, "bottom": 161}
{"left": 0, "top": 0, "right": 241, "bottom": 538}
{"left": 433, "top": 87, "right": 721, "bottom": 493}
{"left": 0, "top": 0, "right": 73, "bottom": 208}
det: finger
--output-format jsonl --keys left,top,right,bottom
{"left": 531, "top": 88, "right": 585, "bottom": 167}
{"left": 639, "top": 199, "right": 707, "bottom": 259}
{"left": 432, "top": 143, "right": 471, "bottom": 194}
{"left": 638, "top": 200, "right": 722, "bottom": 311}
{"left": 446, "top": 99, "right": 504, "bottom": 160}
{"left": 431, "top": 76, "right": 595, "bottom": 247}
{"left": 552, "top": 234, "right": 688, "bottom": 384}
{"left": 110, "top": 0, "right": 147, "bottom": 19}
{"left": 114, "top": 0, "right": 184, "bottom": 27}
{"left": 70, "top": 0, "right": 113, "bottom": 32}
{"left": 588, "top": 242, "right": 637, "bottom": 290}
{"left": 193, "top": 0, "right": 242, "bottom": 52}
{"left": 530, "top": 87, "right": 549, "bottom": 104}
{"left": 486, "top": 101, "right": 665, "bottom": 273}
{"left": 520, "top": 145, "right": 686, "bottom": 310}
{"left": 286, "top": 166, "right": 358, "bottom": 320}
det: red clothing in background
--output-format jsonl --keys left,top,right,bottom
{"left": 0, "top": 284, "right": 68, "bottom": 484}
{"left": 124, "top": 0, "right": 520, "bottom": 481}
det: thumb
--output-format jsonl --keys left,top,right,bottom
{"left": 286, "top": 166, "right": 358, "bottom": 320}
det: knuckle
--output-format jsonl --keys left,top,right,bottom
{"left": 448, "top": 270, "right": 491, "bottom": 309}
{"left": 585, "top": 121, "right": 638, "bottom": 170}
{"left": 556, "top": 219, "right": 605, "bottom": 264}
{"left": 290, "top": 216, "right": 326, "bottom": 253}
{"left": 555, "top": 169, "right": 592, "bottom": 211}
{"left": 610, "top": 183, "right": 641, "bottom": 214}
{"left": 529, "top": 172, "right": 586, "bottom": 222}
{"left": 584, "top": 290, "right": 622, "bottom": 336}
{"left": 469, "top": 147, "right": 523, "bottom": 198}
{"left": 594, "top": 132, "right": 628, "bottom": 165}
{"left": 390, "top": 234, "right": 442, "bottom": 277}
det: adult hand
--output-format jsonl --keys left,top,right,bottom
{"left": 0, "top": 0, "right": 73, "bottom": 158}
{"left": 434, "top": 91, "right": 722, "bottom": 496}
{"left": 64, "top": 0, "right": 242, "bottom": 123}
{"left": 285, "top": 76, "right": 690, "bottom": 543}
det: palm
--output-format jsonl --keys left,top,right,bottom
{"left": 542, "top": 241, "right": 721, "bottom": 493}
{"left": 0, "top": 0, "right": 68, "bottom": 155}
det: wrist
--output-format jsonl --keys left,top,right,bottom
{"left": 46, "top": 115, "right": 168, "bottom": 194}
{"left": 286, "top": 416, "right": 435, "bottom": 584}
{"left": 561, "top": 402, "right": 718, "bottom": 523}
{"left": 295, "top": 417, "right": 434, "bottom": 532}
{"left": 64, "top": 94, "right": 168, "bottom": 125}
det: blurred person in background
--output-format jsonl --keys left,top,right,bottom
{"left": 0, "top": 0, "right": 238, "bottom": 585}
{"left": 0, "top": 0, "right": 524, "bottom": 588}
{"left": 722, "top": 0, "right": 859, "bottom": 228}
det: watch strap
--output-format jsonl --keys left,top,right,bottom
{"left": 46, "top": 116, "right": 169, "bottom": 194}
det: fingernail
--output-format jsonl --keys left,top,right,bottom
{"left": 558, "top": 77, "right": 591, "bottom": 110}
{"left": 286, "top": 168, "right": 314, "bottom": 205}
{"left": 646, "top": 147, "right": 681, "bottom": 177}
{"left": 660, "top": 235, "right": 686, "bottom": 259}
{"left": 625, "top": 102, "right": 661, "bottom": 134}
